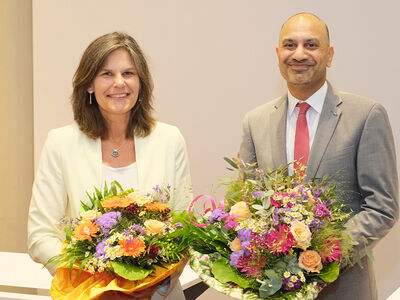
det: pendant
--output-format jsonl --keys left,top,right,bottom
{"left": 111, "top": 149, "right": 120, "bottom": 157}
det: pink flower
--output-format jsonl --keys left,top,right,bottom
{"left": 237, "top": 254, "right": 267, "bottom": 278}
{"left": 319, "top": 235, "right": 342, "bottom": 263}
{"left": 267, "top": 224, "right": 296, "bottom": 255}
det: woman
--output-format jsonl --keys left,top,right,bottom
{"left": 28, "top": 32, "right": 192, "bottom": 299}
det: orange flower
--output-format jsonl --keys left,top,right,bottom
{"left": 73, "top": 220, "right": 98, "bottom": 241}
{"left": 102, "top": 196, "right": 135, "bottom": 209}
{"left": 144, "top": 202, "right": 169, "bottom": 212}
{"left": 119, "top": 238, "right": 146, "bottom": 257}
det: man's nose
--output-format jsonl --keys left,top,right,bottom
{"left": 292, "top": 45, "right": 308, "bottom": 61}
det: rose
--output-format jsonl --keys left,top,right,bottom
{"left": 229, "top": 202, "right": 251, "bottom": 220}
{"left": 144, "top": 219, "right": 166, "bottom": 235}
{"left": 80, "top": 210, "right": 101, "bottom": 221}
{"left": 298, "top": 250, "right": 323, "bottom": 273}
{"left": 290, "top": 220, "right": 312, "bottom": 250}
{"left": 229, "top": 237, "right": 242, "bottom": 252}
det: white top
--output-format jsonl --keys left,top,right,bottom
{"left": 286, "top": 81, "right": 327, "bottom": 174}
{"left": 102, "top": 162, "right": 138, "bottom": 191}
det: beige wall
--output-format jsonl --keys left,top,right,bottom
{"left": 0, "top": 0, "right": 33, "bottom": 252}
{"left": 27, "top": 0, "right": 400, "bottom": 299}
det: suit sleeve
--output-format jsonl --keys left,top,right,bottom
{"left": 239, "top": 112, "right": 258, "bottom": 166}
{"left": 346, "top": 103, "right": 399, "bottom": 253}
{"left": 27, "top": 131, "right": 67, "bottom": 275}
{"left": 171, "top": 129, "right": 193, "bottom": 212}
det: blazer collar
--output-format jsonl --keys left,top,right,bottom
{"left": 306, "top": 82, "right": 343, "bottom": 178}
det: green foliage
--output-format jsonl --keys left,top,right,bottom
{"left": 318, "top": 262, "right": 339, "bottom": 282}
{"left": 211, "top": 257, "right": 254, "bottom": 289}
{"left": 111, "top": 261, "right": 154, "bottom": 280}
{"left": 258, "top": 269, "right": 282, "bottom": 298}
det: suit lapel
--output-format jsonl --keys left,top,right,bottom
{"left": 269, "top": 95, "right": 288, "bottom": 169}
{"left": 307, "top": 83, "right": 342, "bottom": 178}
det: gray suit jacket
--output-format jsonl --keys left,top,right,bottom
{"left": 240, "top": 83, "right": 398, "bottom": 300}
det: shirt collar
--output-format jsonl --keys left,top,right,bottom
{"left": 287, "top": 81, "right": 327, "bottom": 115}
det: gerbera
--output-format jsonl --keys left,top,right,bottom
{"left": 266, "top": 224, "right": 296, "bottom": 255}
{"left": 102, "top": 196, "right": 135, "bottom": 209}
{"left": 119, "top": 238, "right": 146, "bottom": 257}
{"left": 73, "top": 220, "right": 98, "bottom": 241}
{"left": 144, "top": 201, "right": 169, "bottom": 212}
{"left": 319, "top": 235, "right": 342, "bottom": 263}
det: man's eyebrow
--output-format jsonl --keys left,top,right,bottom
{"left": 281, "top": 38, "right": 320, "bottom": 44}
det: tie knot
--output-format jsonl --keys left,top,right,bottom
{"left": 296, "top": 102, "right": 311, "bottom": 115}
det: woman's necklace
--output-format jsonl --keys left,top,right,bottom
{"left": 110, "top": 139, "right": 126, "bottom": 158}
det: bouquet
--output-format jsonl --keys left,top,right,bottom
{"left": 187, "top": 159, "right": 356, "bottom": 300}
{"left": 48, "top": 182, "right": 189, "bottom": 300}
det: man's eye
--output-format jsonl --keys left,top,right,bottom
{"left": 284, "top": 43, "right": 296, "bottom": 49}
{"left": 306, "top": 43, "right": 317, "bottom": 49}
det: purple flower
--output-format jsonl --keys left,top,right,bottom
{"left": 252, "top": 191, "right": 264, "bottom": 199}
{"left": 130, "top": 224, "right": 145, "bottom": 235}
{"left": 94, "top": 239, "right": 107, "bottom": 258}
{"left": 314, "top": 204, "right": 331, "bottom": 220}
{"left": 97, "top": 212, "right": 121, "bottom": 235}
{"left": 209, "top": 208, "right": 226, "bottom": 223}
{"left": 230, "top": 251, "right": 242, "bottom": 266}
{"left": 174, "top": 222, "right": 183, "bottom": 228}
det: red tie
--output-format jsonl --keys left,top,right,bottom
{"left": 294, "top": 102, "right": 311, "bottom": 170}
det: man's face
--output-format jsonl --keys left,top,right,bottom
{"left": 276, "top": 15, "right": 334, "bottom": 91}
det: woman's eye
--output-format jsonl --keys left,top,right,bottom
{"left": 101, "top": 71, "right": 112, "bottom": 76}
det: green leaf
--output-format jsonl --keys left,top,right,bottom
{"left": 211, "top": 257, "right": 253, "bottom": 289}
{"left": 111, "top": 261, "right": 154, "bottom": 280}
{"left": 259, "top": 270, "right": 282, "bottom": 298}
{"left": 318, "top": 262, "right": 339, "bottom": 283}
{"left": 224, "top": 157, "right": 238, "bottom": 169}
{"left": 252, "top": 204, "right": 264, "bottom": 210}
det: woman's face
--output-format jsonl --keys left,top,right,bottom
{"left": 89, "top": 48, "right": 140, "bottom": 122}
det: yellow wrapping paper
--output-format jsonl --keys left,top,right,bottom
{"left": 50, "top": 260, "right": 184, "bottom": 300}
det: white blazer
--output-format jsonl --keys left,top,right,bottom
{"left": 28, "top": 122, "right": 192, "bottom": 274}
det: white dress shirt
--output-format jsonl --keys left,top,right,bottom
{"left": 286, "top": 82, "right": 327, "bottom": 174}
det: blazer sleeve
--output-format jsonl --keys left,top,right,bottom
{"left": 346, "top": 103, "right": 399, "bottom": 253}
{"left": 239, "top": 112, "right": 258, "bottom": 166}
{"left": 27, "top": 130, "right": 67, "bottom": 275}
{"left": 170, "top": 129, "right": 192, "bottom": 212}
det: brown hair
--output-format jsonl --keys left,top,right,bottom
{"left": 71, "top": 32, "right": 155, "bottom": 139}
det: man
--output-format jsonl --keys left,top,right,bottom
{"left": 240, "top": 13, "right": 398, "bottom": 299}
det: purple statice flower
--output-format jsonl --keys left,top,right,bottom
{"left": 123, "top": 229, "right": 131, "bottom": 237}
{"left": 252, "top": 191, "right": 264, "bottom": 199}
{"left": 130, "top": 224, "right": 145, "bottom": 235}
{"left": 97, "top": 211, "right": 121, "bottom": 235}
{"left": 314, "top": 204, "right": 331, "bottom": 220}
{"left": 230, "top": 251, "right": 242, "bottom": 267}
{"left": 209, "top": 208, "right": 226, "bottom": 223}
{"left": 94, "top": 239, "right": 107, "bottom": 258}
{"left": 174, "top": 222, "right": 183, "bottom": 228}
{"left": 310, "top": 218, "right": 325, "bottom": 232}
{"left": 224, "top": 214, "right": 238, "bottom": 231}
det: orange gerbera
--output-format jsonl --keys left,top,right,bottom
{"left": 119, "top": 238, "right": 146, "bottom": 257}
{"left": 73, "top": 220, "right": 98, "bottom": 241}
{"left": 102, "top": 196, "right": 135, "bottom": 209}
{"left": 144, "top": 202, "right": 169, "bottom": 212}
